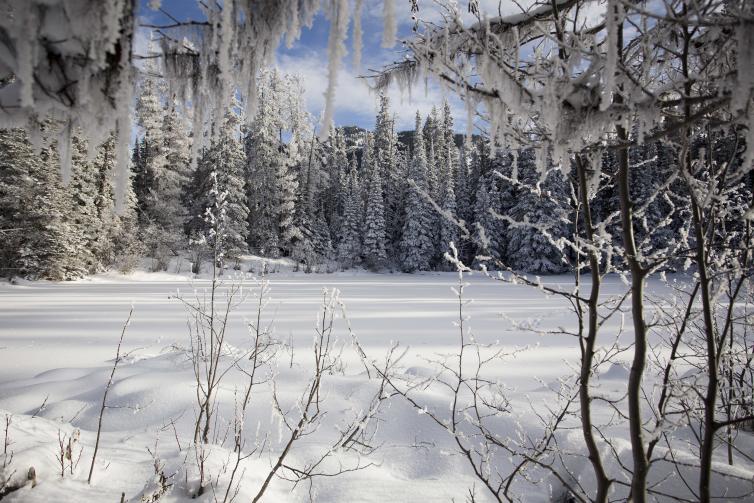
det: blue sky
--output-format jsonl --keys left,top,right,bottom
{"left": 137, "top": 1, "right": 476, "bottom": 132}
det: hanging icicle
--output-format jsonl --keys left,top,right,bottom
{"left": 382, "top": 0, "right": 397, "bottom": 48}
{"left": 353, "top": 0, "right": 364, "bottom": 70}
{"left": 320, "top": 0, "right": 350, "bottom": 138}
{"left": 114, "top": 113, "right": 131, "bottom": 214}
{"left": 600, "top": 0, "right": 620, "bottom": 112}
{"left": 286, "top": 0, "right": 301, "bottom": 47}
{"left": 57, "top": 120, "right": 73, "bottom": 186}
{"left": 733, "top": 21, "right": 754, "bottom": 114}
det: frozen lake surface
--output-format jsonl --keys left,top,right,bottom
{"left": 0, "top": 271, "right": 750, "bottom": 502}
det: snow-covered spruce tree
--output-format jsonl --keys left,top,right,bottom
{"left": 296, "top": 129, "right": 335, "bottom": 267}
{"left": 302, "top": 200, "right": 334, "bottom": 270}
{"left": 324, "top": 127, "right": 350, "bottom": 242}
{"left": 504, "top": 151, "right": 571, "bottom": 274}
{"left": 0, "top": 125, "right": 139, "bottom": 279}
{"left": 489, "top": 150, "right": 517, "bottom": 265}
{"left": 437, "top": 175, "right": 459, "bottom": 271}
{"left": 130, "top": 137, "right": 148, "bottom": 214}
{"left": 401, "top": 112, "right": 434, "bottom": 272}
{"left": 372, "top": 94, "right": 394, "bottom": 185}
{"left": 310, "top": 204, "right": 334, "bottom": 267}
{"left": 388, "top": 147, "right": 410, "bottom": 264}
{"left": 433, "top": 107, "right": 448, "bottom": 185}
{"left": 245, "top": 70, "right": 307, "bottom": 258}
{"left": 134, "top": 65, "right": 192, "bottom": 269}
{"left": 273, "top": 151, "right": 302, "bottom": 259}
{"left": 214, "top": 112, "right": 250, "bottom": 262}
{"left": 290, "top": 157, "right": 315, "bottom": 268}
{"left": 278, "top": 73, "right": 314, "bottom": 261}
{"left": 187, "top": 110, "right": 248, "bottom": 270}
{"left": 67, "top": 131, "right": 140, "bottom": 276}
{"left": 359, "top": 132, "right": 376, "bottom": 209}
{"left": 362, "top": 157, "right": 388, "bottom": 270}
{"left": 372, "top": 95, "right": 404, "bottom": 258}
{"left": 0, "top": 129, "right": 35, "bottom": 275}
{"left": 425, "top": 139, "right": 442, "bottom": 267}
{"left": 425, "top": 104, "right": 460, "bottom": 267}
{"left": 471, "top": 173, "right": 501, "bottom": 268}
{"left": 292, "top": 75, "right": 333, "bottom": 263}
{"left": 0, "top": 128, "right": 78, "bottom": 280}
{"left": 134, "top": 60, "right": 164, "bottom": 218}
{"left": 422, "top": 108, "right": 437, "bottom": 156}
{"left": 91, "top": 135, "right": 141, "bottom": 272}
{"left": 245, "top": 73, "right": 282, "bottom": 257}
{"left": 439, "top": 102, "right": 455, "bottom": 182}
{"left": 454, "top": 138, "right": 473, "bottom": 263}
{"left": 425, "top": 132, "right": 438, "bottom": 205}
{"left": 89, "top": 135, "right": 120, "bottom": 269}
{"left": 67, "top": 134, "right": 102, "bottom": 275}
{"left": 337, "top": 158, "right": 363, "bottom": 269}
{"left": 159, "top": 99, "right": 193, "bottom": 230}
{"left": 134, "top": 60, "right": 178, "bottom": 269}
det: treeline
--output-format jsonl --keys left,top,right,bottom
{"left": 132, "top": 68, "right": 744, "bottom": 276}
{"left": 128, "top": 66, "right": 577, "bottom": 275}
{"left": 1, "top": 68, "right": 744, "bottom": 280}
{"left": 126, "top": 65, "right": 572, "bottom": 274}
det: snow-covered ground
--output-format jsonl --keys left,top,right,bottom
{"left": 0, "top": 270, "right": 751, "bottom": 502}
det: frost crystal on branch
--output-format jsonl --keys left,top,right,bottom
{"left": 0, "top": 0, "right": 135, "bottom": 208}
{"left": 0, "top": 0, "right": 361, "bottom": 210}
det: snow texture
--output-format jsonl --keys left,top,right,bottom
{"left": 1, "top": 271, "right": 752, "bottom": 502}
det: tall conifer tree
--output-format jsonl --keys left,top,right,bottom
{"left": 401, "top": 112, "right": 434, "bottom": 272}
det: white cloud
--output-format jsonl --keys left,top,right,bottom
{"left": 276, "top": 50, "right": 468, "bottom": 132}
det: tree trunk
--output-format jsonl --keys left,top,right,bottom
{"left": 575, "top": 156, "right": 611, "bottom": 502}
{"left": 611, "top": 9, "right": 649, "bottom": 501}
{"left": 678, "top": 12, "right": 718, "bottom": 499}
{"left": 616, "top": 127, "right": 649, "bottom": 503}
{"left": 692, "top": 196, "right": 718, "bottom": 503}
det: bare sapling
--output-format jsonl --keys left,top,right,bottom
{"left": 251, "top": 287, "right": 345, "bottom": 501}
{"left": 177, "top": 280, "right": 385, "bottom": 502}
{"left": 172, "top": 171, "right": 253, "bottom": 497}
{"left": 216, "top": 279, "right": 279, "bottom": 503}
{"left": 416, "top": 149, "right": 634, "bottom": 501}
{"left": 645, "top": 281, "right": 700, "bottom": 465}
{"left": 88, "top": 306, "right": 134, "bottom": 484}
{"left": 251, "top": 288, "right": 385, "bottom": 502}
{"left": 139, "top": 436, "right": 173, "bottom": 502}
{"left": 2, "top": 415, "right": 10, "bottom": 469}
{"left": 0, "top": 415, "right": 36, "bottom": 499}
{"left": 368, "top": 243, "right": 581, "bottom": 501}
{"left": 0, "top": 414, "right": 14, "bottom": 497}
{"left": 176, "top": 172, "right": 250, "bottom": 450}
{"left": 215, "top": 390, "right": 255, "bottom": 503}
{"left": 179, "top": 271, "right": 246, "bottom": 497}
{"left": 56, "top": 428, "right": 82, "bottom": 478}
